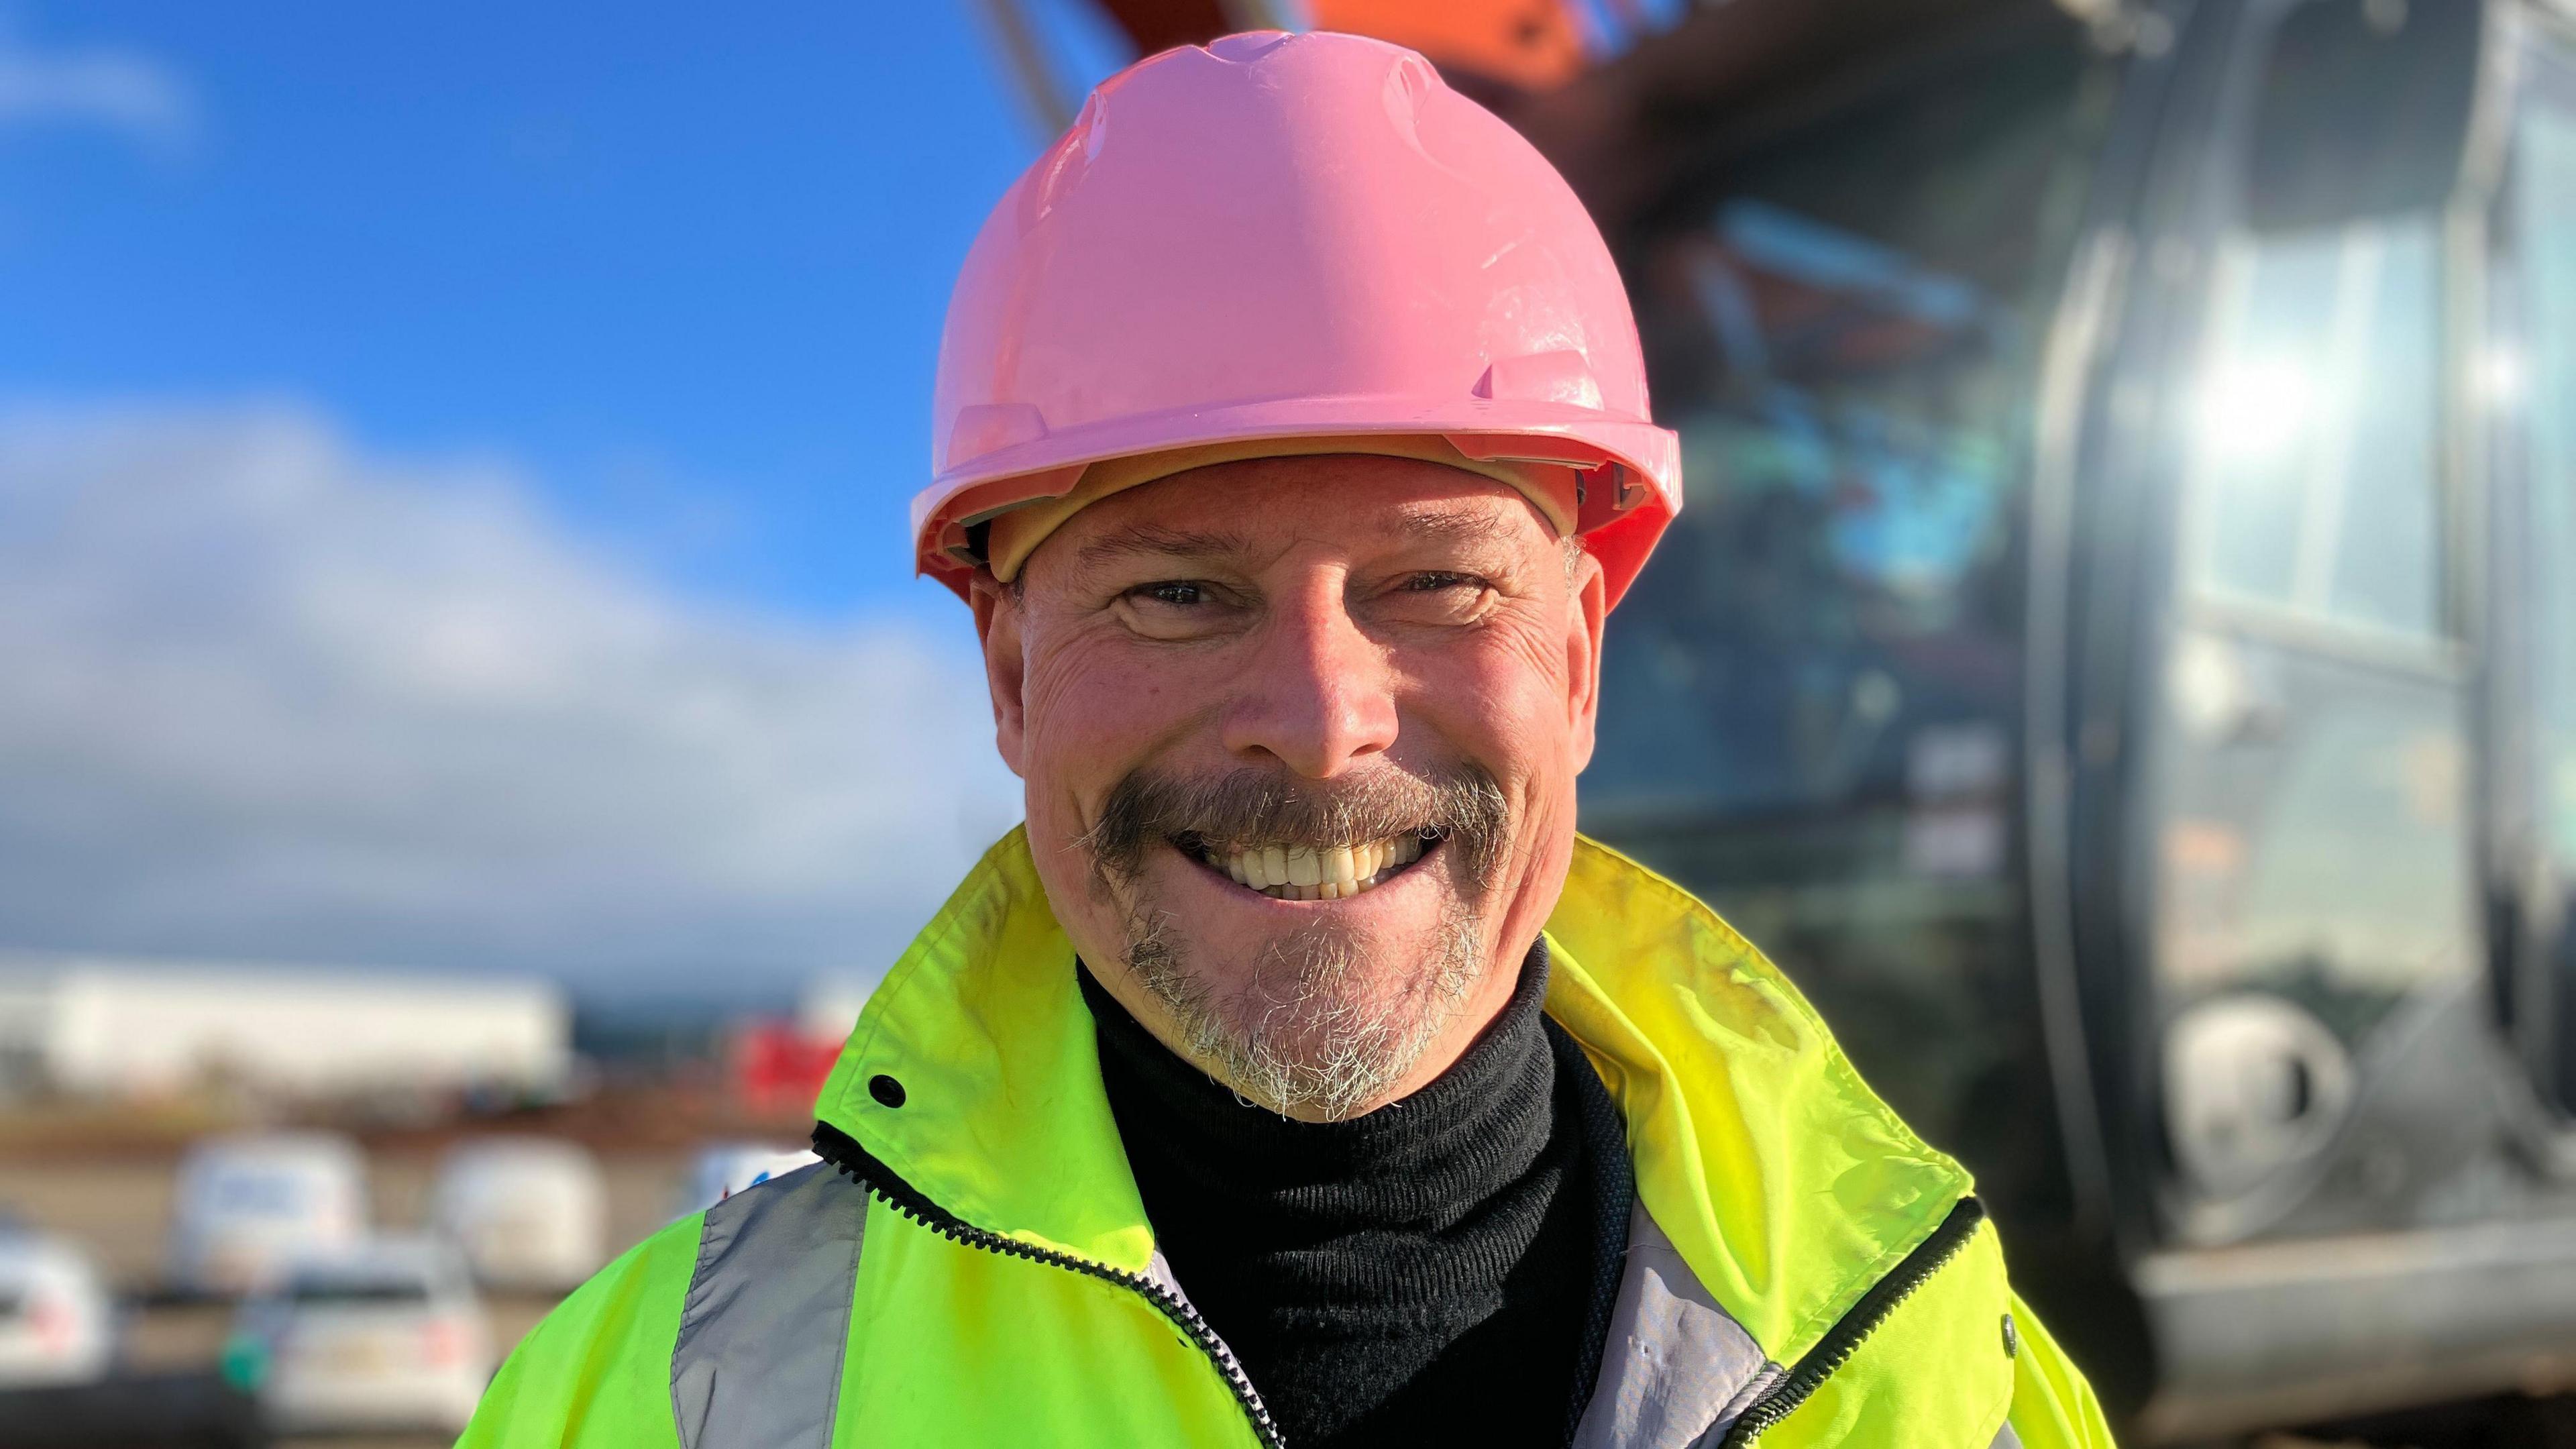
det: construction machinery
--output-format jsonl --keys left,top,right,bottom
{"left": 998, "top": 1, "right": 2576, "bottom": 1437}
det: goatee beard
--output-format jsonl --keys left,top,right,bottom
{"left": 1122, "top": 902, "right": 1485, "bottom": 1120}
{"left": 1079, "top": 761, "right": 1509, "bottom": 1120}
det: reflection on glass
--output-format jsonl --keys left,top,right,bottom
{"left": 2161, "top": 702, "right": 2469, "bottom": 1022}
{"left": 1591, "top": 38, "right": 2098, "bottom": 831}
{"left": 2185, "top": 218, "right": 2443, "bottom": 637}
{"left": 2148, "top": 172, "right": 2480, "bottom": 1274}
{"left": 2157, "top": 199, "right": 2467, "bottom": 1059}
{"left": 1580, "top": 33, "right": 2106, "bottom": 1181}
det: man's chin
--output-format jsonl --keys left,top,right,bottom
{"left": 1180, "top": 1003, "right": 1456, "bottom": 1122}
{"left": 1119, "top": 900, "right": 1487, "bottom": 1121}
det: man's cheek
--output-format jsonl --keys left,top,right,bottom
{"left": 1031, "top": 698, "right": 1173, "bottom": 796}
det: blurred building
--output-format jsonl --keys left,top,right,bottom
{"left": 714, "top": 977, "right": 879, "bottom": 1117}
{"left": 796, "top": 976, "right": 873, "bottom": 1046}
{"left": 0, "top": 952, "right": 570, "bottom": 1102}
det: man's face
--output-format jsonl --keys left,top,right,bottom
{"left": 973, "top": 455, "right": 1606, "bottom": 1120}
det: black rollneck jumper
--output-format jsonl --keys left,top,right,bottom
{"left": 1080, "top": 941, "right": 1634, "bottom": 1449}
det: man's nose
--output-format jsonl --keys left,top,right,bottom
{"left": 1220, "top": 577, "right": 1398, "bottom": 780}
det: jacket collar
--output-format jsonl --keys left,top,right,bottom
{"left": 812, "top": 826, "right": 1970, "bottom": 1364}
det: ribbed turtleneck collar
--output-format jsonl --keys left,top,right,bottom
{"left": 1081, "top": 940, "right": 1632, "bottom": 1448}
{"left": 1079, "top": 943, "right": 1556, "bottom": 1224}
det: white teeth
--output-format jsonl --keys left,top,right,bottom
{"left": 1214, "top": 831, "right": 1434, "bottom": 901}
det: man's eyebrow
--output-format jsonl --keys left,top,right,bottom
{"left": 1073, "top": 523, "right": 1254, "bottom": 571}
{"left": 1385, "top": 506, "right": 1529, "bottom": 549}
{"left": 1071, "top": 504, "right": 1532, "bottom": 572}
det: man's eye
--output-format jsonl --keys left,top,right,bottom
{"left": 1401, "top": 572, "right": 1481, "bottom": 593}
{"left": 1114, "top": 578, "right": 1242, "bottom": 640}
{"left": 1376, "top": 570, "right": 1498, "bottom": 626}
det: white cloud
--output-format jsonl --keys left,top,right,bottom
{"left": 0, "top": 405, "right": 1024, "bottom": 999}
{"left": 0, "top": 23, "right": 193, "bottom": 150}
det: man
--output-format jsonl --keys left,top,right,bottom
{"left": 464, "top": 30, "right": 2111, "bottom": 1449}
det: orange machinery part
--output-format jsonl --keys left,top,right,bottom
{"left": 1091, "top": 0, "right": 1589, "bottom": 89}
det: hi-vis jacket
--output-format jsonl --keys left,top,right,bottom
{"left": 462, "top": 830, "right": 2114, "bottom": 1449}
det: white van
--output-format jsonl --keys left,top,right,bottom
{"left": 429, "top": 1136, "right": 606, "bottom": 1290}
{"left": 166, "top": 1132, "right": 367, "bottom": 1297}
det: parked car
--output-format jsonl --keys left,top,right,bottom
{"left": 166, "top": 1132, "right": 367, "bottom": 1297}
{"left": 429, "top": 1136, "right": 606, "bottom": 1290}
{"left": 226, "top": 1236, "right": 490, "bottom": 1436}
{"left": 678, "top": 1141, "right": 818, "bottom": 1214}
{"left": 0, "top": 1223, "right": 114, "bottom": 1387}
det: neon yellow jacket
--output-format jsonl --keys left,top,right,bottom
{"left": 462, "top": 830, "right": 2113, "bottom": 1448}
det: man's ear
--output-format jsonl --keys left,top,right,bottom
{"left": 968, "top": 570, "right": 1030, "bottom": 779}
{"left": 1564, "top": 545, "right": 1608, "bottom": 773}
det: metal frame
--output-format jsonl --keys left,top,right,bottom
{"left": 2477, "top": 2, "right": 2576, "bottom": 1161}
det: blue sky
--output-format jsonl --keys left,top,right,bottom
{"left": 0, "top": 1, "right": 1128, "bottom": 621}
{"left": 0, "top": 4, "right": 1151, "bottom": 997}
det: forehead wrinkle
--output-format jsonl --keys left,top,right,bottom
{"left": 1381, "top": 502, "right": 1543, "bottom": 551}
{"left": 1059, "top": 487, "right": 1542, "bottom": 582}
{"left": 1069, "top": 523, "right": 1258, "bottom": 573}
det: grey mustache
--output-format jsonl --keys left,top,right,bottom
{"left": 1082, "top": 761, "right": 1511, "bottom": 894}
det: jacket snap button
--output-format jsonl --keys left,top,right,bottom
{"left": 2000, "top": 1311, "right": 2019, "bottom": 1359}
{"left": 867, "top": 1073, "right": 907, "bottom": 1108}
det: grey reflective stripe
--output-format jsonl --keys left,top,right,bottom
{"left": 1573, "top": 1202, "right": 1781, "bottom": 1449}
{"left": 1991, "top": 1421, "right": 2023, "bottom": 1448}
{"left": 671, "top": 1163, "right": 867, "bottom": 1449}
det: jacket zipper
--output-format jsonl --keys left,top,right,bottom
{"left": 812, "top": 1121, "right": 1287, "bottom": 1449}
{"left": 1717, "top": 1196, "right": 1988, "bottom": 1448}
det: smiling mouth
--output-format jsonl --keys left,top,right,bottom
{"left": 1173, "top": 830, "right": 1438, "bottom": 901}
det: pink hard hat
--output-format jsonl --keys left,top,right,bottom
{"left": 916, "top": 30, "right": 1680, "bottom": 608}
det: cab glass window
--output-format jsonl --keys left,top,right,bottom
{"left": 2184, "top": 216, "right": 2445, "bottom": 638}
{"left": 2155, "top": 207, "right": 2468, "bottom": 1065}
{"left": 1580, "top": 29, "right": 2110, "bottom": 1174}
{"left": 1589, "top": 33, "right": 2104, "bottom": 843}
{"left": 2147, "top": 4, "right": 2486, "bottom": 1240}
